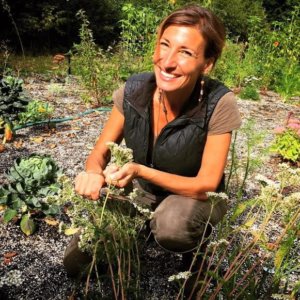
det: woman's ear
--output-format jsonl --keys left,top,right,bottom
{"left": 203, "top": 59, "right": 214, "bottom": 74}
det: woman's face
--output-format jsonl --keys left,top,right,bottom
{"left": 153, "top": 25, "right": 213, "bottom": 93}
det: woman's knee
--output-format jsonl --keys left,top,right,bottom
{"left": 150, "top": 195, "right": 213, "bottom": 252}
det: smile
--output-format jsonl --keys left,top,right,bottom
{"left": 160, "top": 70, "right": 178, "bottom": 79}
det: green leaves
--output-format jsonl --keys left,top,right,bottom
{"left": 0, "top": 75, "right": 30, "bottom": 124}
{"left": 3, "top": 208, "right": 18, "bottom": 223}
{"left": 271, "top": 129, "right": 300, "bottom": 162}
{"left": 1, "top": 154, "right": 62, "bottom": 234}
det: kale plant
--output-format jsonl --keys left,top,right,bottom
{"left": 0, "top": 75, "right": 30, "bottom": 142}
{"left": 0, "top": 75, "right": 30, "bottom": 124}
{"left": 0, "top": 154, "right": 62, "bottom": 235}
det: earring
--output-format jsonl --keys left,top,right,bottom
{"left": 198, "top": 78, "right": 205, "bottom": 102}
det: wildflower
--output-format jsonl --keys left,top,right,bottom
{"left": 106, "top": 142, "right": 133, "bottom": 167}
{"left": 287, "top": 123, "right": 300, "bottom": 130}
{"left": 255, "top": 174, "right": 280, "bottom": 189}
{"left": 38, "top": 106, "right": 46, "bottom": 113}
{"left": 131, "top": 201, "right": 153, "bottom": 218}
{"left": 207, "top": 239, "right": 229, "bottom": 249}
{"left": 206, "top": 192, "right": 228, "bottom": 200}
{"left": 273, "top": 41, "right": 280, "bottom": 47}
{"left": 168, "top": 271, "right": 192, "bottom": 282}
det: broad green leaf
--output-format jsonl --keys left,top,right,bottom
{"left": 42, "top": 204, "right": 59, "bottom": 215}
{"left": 16, "top": 182, "right": 25, "bottom": 194}
{"left": 3, "top": 208, "right": 18, "bottom": 223}
{"left": 10, "top": 194, "right": 24, "bottom": 209}
{"left": 20, "top": 214, "right": 36, "bottom": 236}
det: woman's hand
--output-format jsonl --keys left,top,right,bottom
{"left": 74, "top": 172, "right": 105, "bottom": 200}
{"left": 103, "top": 163, "right": 140, "bottom": 188}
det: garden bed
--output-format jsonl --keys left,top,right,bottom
{"left": 0, "top": 76, "right": 299, "bottom": 299}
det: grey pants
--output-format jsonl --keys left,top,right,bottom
{"left": 138, "top": 187, "right": 228, "bottom": 253}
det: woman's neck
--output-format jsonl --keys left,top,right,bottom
{"left": 162, "top": 87, "right": 194, "bottom": 115}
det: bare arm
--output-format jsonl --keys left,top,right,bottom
{"left": 75, "top": 106, "right": 124, "bottom": 200}
{"left": 107, "top": 133, "right": 232, "bottom": 200}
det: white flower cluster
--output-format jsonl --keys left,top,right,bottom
{"left": 0, "top": 270, "right": 24, "bottom": 287}
{"left": 271, "top": 294, "right": 291, "bottom": 300}
{"left": 106, "top": 142, "right": 133, "bottom": 167}
{"left": 277, "top": 164, "right": 300, "bottom": 187}
{"left": 168, "top": 271, "right": 192, "bottom": 282}
{"left": 255, "top": 174, "right": 280, "bottom": 189}
{"left": 208, "top": 239, "right": 230, "bottom": 249}
{"left": 131, "top": 201, "right": 153, "bottom": 219}
{"left": 206, "top": 192, "right": 229, "bottom": 201}
{"left": 244, "top": 76, "right": 259, "bottom": 84}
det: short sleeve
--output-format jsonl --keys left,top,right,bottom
{"left": 208, "top": 92, "right": 242, "bottom": 135}
{"left": 112, "top": 85, "right": 125, "bottom": 115}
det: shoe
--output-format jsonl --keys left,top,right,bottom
{"left": 63, "top": 233, "right": 93, "bottom": 277}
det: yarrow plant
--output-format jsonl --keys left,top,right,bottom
{"left": 176, "top": 164, "right": 300, "bottom": 299}
{"left": 51, "top": 142, "right": 151, "bottom": 299}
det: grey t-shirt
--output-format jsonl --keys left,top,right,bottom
{"left": 112, "top": 85, "right": 242, "bottom": 135}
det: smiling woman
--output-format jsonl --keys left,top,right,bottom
{"left": 65, "top": 4, "right": 242, "bottom": 297}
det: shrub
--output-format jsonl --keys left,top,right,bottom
{"left": 119, "top": 3, "right": 161, "bottom": 56}
{"left": 72, "top": 10, "right": 123, "bottom": 105}
{"left": 271, "top": 113, "right": 300, "bottom": 162}
{"left": 239, "top": 84, "right": 260, "bottom": 101}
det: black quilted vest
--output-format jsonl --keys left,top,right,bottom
{"left": 123, "top": 72, "right": 230, "bottom": 196}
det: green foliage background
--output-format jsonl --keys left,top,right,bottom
{"left": 0, "top": 0, "right": 298, "bottom": 53}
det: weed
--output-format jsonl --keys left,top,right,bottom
{"left": 239, "top": 85, "right": 260, "bottom": 101}
{"left": 176, "top": 164, "right": 300, "bottom": 299}
{"left": 17, "top": 100, "right": 54, "bottom": 124}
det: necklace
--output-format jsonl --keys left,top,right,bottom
{"left": 154, "top": 89, "right": 169, "bottom": 138}
{"left": 158, "top": 89, "right": 168, "bottom": 122}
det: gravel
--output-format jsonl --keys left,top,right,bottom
{"left": 0, "top": 77, "right": 299, "bottom": 299}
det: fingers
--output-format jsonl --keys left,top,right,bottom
{"left": 103, "top": 164, "right": 119, "bottom": 177}
{"left": 74, "top": 172, "right": 104, "bottom": 200}
{"left": 104, "top": 163, "right": 137, "bottom": 187}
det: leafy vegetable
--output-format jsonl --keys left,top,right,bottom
{"left": 0, "top": 154, "right": 62, "bottom": 234}
{"left": 0, "top": 75, "right": 30, "bottom": 124}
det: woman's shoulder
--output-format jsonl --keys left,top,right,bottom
{"left": 208, "top": 91, "right": 242, "bottom": 135}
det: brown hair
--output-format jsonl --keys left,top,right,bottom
{"left": 157, "top": 5, "right": 226, "bottom": 65}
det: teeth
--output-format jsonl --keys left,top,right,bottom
{"left": 161, "top": 70, "right": 176, "bottom": 78}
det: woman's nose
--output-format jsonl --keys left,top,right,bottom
{"left": 162, "top": 49, "right": 177, "bottom": 69}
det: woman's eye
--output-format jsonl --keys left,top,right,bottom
{"left": 159, "top": 42, "right": 169, "bottom": 48}
{"left": 179, "top": 50, "right": 193, "bottom": 57}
